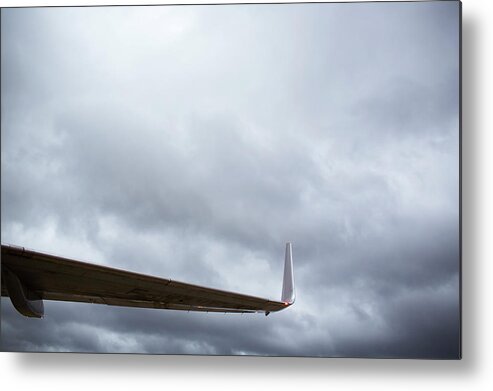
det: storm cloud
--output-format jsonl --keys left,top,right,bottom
{"left": 1, "top": 1, "right": 460, "bottom": 358}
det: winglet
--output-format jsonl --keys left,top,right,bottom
{"left": 281, "top": 242, "right": 295, "bottom": 305}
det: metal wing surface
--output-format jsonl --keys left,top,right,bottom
{"left": 1, "top": 244, "right": 294, "bottom": 318}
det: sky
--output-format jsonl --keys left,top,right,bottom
{"left": 0, "top": 1, "right": 460, "bottom": 358}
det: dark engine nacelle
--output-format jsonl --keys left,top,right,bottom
{"left": 3, "top": 268, "right": 44, "bottom": 318}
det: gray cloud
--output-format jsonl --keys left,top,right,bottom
{"left": 1, "top": 1, "right": 460, "bottom": 358}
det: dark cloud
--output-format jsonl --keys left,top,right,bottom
{"left": 1, "top": 2, "right": 460, "bottom": 358}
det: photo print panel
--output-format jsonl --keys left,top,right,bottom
{"left": 0, "top": 1, "right": 461, "bottom": 358}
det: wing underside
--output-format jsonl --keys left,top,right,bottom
{"left": 1, "top": 244, "right": 294, "bottom": 317}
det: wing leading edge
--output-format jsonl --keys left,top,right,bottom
{"left": 0, "top": 243, "right": 295, "bottom": 318}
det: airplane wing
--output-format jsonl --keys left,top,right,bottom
{"left": 1, "top": 243, "right": 295, "bottom": 318}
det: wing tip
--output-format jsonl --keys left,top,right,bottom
{"left": 281, "top": 242, "right": 295, "bottom": 305}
